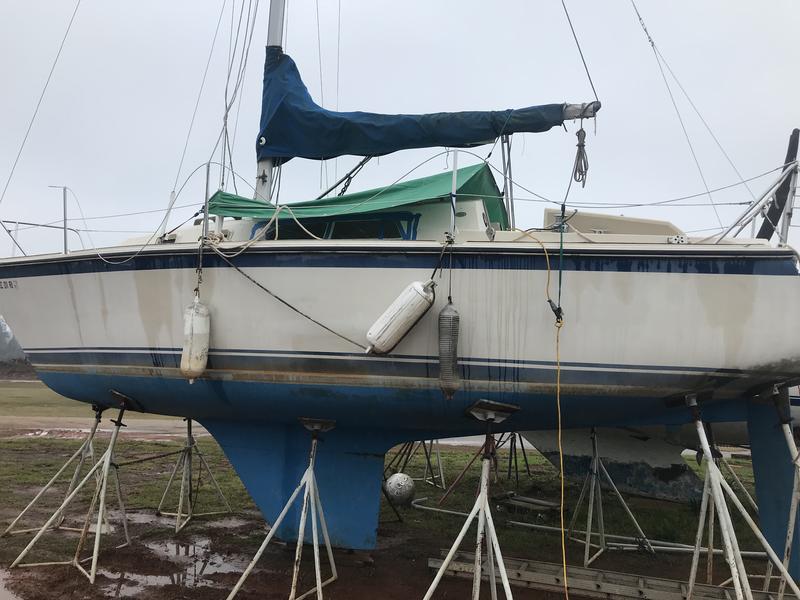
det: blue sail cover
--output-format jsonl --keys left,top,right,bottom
{"left": 257, "top": 46, "right": 567, "bottom": 164}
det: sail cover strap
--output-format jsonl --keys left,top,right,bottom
{"left": 257, "top": 46, "right": 567, "bottom": 164}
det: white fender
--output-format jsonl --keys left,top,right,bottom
{"left": 180, "top": 296, "right": 210, "bottom": 382}
{"left": 366, "top": 280, "right": 435, "bottom": 354}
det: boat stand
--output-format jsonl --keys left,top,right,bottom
{"left": 567, "top": 427, "right": 655, "bottom": 567}
{"left": 384, "top": 439, "right": 447, "bottom": 489}
{"left": 1, "top": 405, "right": 104, "bottom": 538}
{"left": 701, "top": 423, "right": 759, "bottom": 516}
{"left": 151, "top": 419, "right": 231, "bottom": 532}
{"left": 496, "top": 432, "right": 532, "bottom": 486}
{"left": 9, "top": 407, "right": 131, "bottom": 584}
{"left": 421, "top": 440, "right": 447, "bottom": 489}
{"left": 423, "top": 400, "right": 519, "bottom": 600}
{"left": 685, "top": 395, "right": 800, "bottom": 600}
{"left": 226, "top": 418, "right": 338, "bottom": 600}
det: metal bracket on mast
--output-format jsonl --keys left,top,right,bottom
{"left": 252, "top": 0, "right": 286, "bottom": 205}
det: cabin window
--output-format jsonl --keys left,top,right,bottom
{"left": 329, "top": 219, "right": 400, "bottom": 239}
{"left": 249, "top": 211, "right": 420, "bottom": 241}
{"left": 253, "top": 219, "right": 329, "bottom": 240}
{"left": 327, "top": 212, "right": 419, "bottom": 240}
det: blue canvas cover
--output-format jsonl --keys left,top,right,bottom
{"left": 257, "top": 46, "right": 567, "bottom": 164}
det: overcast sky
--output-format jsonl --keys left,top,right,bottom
{"left": 1, "top": 0, "right": 798, "bottom": 254}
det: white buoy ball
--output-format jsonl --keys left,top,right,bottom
{"left": 384, "top": 473, "right": 415, "bottom": 506}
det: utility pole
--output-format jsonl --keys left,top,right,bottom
{"left": 48, "top": 185, "right": 68, "bottom": 254}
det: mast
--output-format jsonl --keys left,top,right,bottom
{"left": 254, "top": 0, "right": 287, "bottom": 203}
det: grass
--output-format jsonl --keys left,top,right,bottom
{"left": 0, "top": 381, "right": 159, "bottom": 419}
{"left": 379, "top": 443, "right": 762, "bottom": 559}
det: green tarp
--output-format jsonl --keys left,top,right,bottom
{"left": 208, "top": 162, "right": 508, "bottom": 229}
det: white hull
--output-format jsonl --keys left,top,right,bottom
{"left": 0, "top": 238, "right": 797, "bottom": 433}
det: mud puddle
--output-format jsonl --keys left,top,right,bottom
{"left": 99, "top": 538, "right": 255, "bottom": 598}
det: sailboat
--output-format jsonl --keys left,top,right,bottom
{"left": 1, "top": 0, "right": 799, "bottom": 563}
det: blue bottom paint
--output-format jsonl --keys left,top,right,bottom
{"left": 38, "top": 370, "right": 756, "bottom": 550}
{"left": 747, "top": 400, "right": 800, "bottom": 579}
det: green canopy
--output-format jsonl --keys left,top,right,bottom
{"left": 208, "top": 162, "right": 508, "bottom": 229}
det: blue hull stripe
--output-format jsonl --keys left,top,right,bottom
{"left": 26, "top": 347, "right": 792, "bottom": 389}
{"left": 22, "top": 346, "right": 757, "bottom": 375}
{"left": 0, "top": 246, "right": 796, "bottom": 278}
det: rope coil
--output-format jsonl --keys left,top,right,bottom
{"left": 572, "top": 127, "right": 589, "bottom": 188}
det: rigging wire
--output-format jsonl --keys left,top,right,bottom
{"left": 231, "top": 0, "right": 262, "bottom": 163}
{"left": 654, "top": 48, "right": 756, "bottom": 202}
{"left": 220, "top": 0, "right": 259, "bottom": 192}
{"left": 172, "top": 0, "right": 228, "bottom": 193}
{"left": 559, "top": 0, "right": 599, "bottom": 102}
{"left": 457, "top": 144, "right": 789, "bottom": 211}
{"left": 334, "top": 0, "right": 342, "bottom": 183}
{"left": 9, "top": 221, "right": 150, "bottom": 235}
{"left": 29, "top": 146, "right": 781, "bottom": 257}
{"left": 209, "top": 245, "right": 366, "bottom": 350}
{"left": 315, "top": 0, "right": 330, "bottom": 190}
{"left": 0, "top": 0, "right": 84, "bottom": 255}
{"left": 629, "top": 0, "right": 723, "bottom": 229}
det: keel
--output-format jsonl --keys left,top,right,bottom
{"left": 202, "top": 419, "right": 395, "bottom": 549}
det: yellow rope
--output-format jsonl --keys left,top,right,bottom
{"left": 513, "top": 228, "right": 570, "bottom": 597}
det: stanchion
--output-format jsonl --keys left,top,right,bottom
{"left": 567, "top": 427, "right": 654, "bottom": 566}
{"left": 10, "top": 406, "right": 131, "bottom": 584}
{"left": 423, "top": 399, "right": 519, "bottom": 600}
{"left": 226, "top": 418, "right": 338, "bottom": 600}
